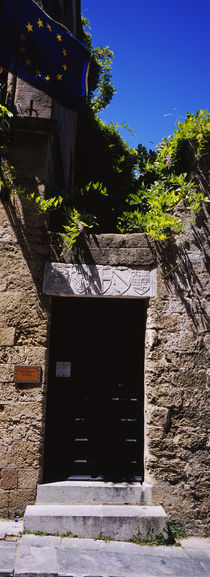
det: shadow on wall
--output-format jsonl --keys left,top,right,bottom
{"left": 2, "top": 191, "right": 51, "bottom": 296}
{"left": 156, "top": 205, "right": 209, "bottom": 332}
{"left": 0, "top": 192, "right": 52, "bottom": 505}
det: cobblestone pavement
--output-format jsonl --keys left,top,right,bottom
{"left": 0, "top": 520, "right": 209, "bottom": 577}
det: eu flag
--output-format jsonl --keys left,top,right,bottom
{"left": 0, "top": 0, "right": 90, "bottom": 111}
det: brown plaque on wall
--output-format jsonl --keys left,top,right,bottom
{"left": 15, "top": 366, "right": 42, "bottom": 384}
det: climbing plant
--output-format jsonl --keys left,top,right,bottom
{"left": 1, "top": 57, "right": 210, "bottom": 245}
{"left": 117, "top": 111, "right": 210, "bottom": 240}
{"left": 80, "top": 17, "right": 116, "bottom": 113}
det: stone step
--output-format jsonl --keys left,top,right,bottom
{"left": 24, "top": 504, "right": 168, "bottom": 540}
{"left": 36, "top": 481, "right": 143, "bottom": 505}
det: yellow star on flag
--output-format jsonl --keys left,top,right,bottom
{"left": 57, "top": 34, "right": 62, "bottom": 42}
{"left": 62, "top": 49, "right": 67, "bottom": 56}
{"left": 45, "top": 75, "right": 51, "bottom": 81}
{"left": 36, "top": 70, "right": 41, "bottom": 76}
{"left": 62, "top": 64, "right": 67, "bottom": 71}
{"left": 47, "top": 23, "right": 52, "bottom": 31}
{"left": 37, "top": 19, "right": 43, "bottom": 28}
{"left": 26, "top": 22, "right": 33, "bottom": 32}
{"left": 56, "top": 73, "right": 62, "bottom": 80}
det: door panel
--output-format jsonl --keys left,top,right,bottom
{"left": 43, "top": 297, "right": 146, "bottom": 482}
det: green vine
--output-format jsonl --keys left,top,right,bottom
{"left": 62, "top": 207, "right": 99, "bottom": 250}
{"left": 81, "top": 17, "right": 116, "bottom": 113}
{"left": 0, "top": 104, "right": 13, "bottom": 191}
{"left": 145, "top": 110, "right": 210, "bottom": 176}
{"left": 1, "top": 101, "right": 210, "bottom": 246}
{"left": 18, "top": 190, "right": 63, "bottom": 213}
{"left": 117, "top": 111, "right": 210, "bottom": 240}
{"left": 0, "top": 103, "right": 12, "bottom": 131}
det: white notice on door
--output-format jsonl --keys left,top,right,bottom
{"left": 56, "top": 362, "right": 71, "bottom": 378}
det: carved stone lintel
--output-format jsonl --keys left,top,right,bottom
{"left": 43, "top": 262, "right": 157, "bottom": 298}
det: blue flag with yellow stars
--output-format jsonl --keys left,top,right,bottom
{"left": 0, "top": 0, "right": 90, "bottom": 111}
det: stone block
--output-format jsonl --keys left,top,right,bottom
{"left": 86, "top": 247, "right": 156, "bottom": 266}
{"left": 1, "top": 465, "right": 18, "bottom": 490}
{"left": 146, "top": 405, "right": 169, "bottom": 428}
{"left": 0, "top": 327, "right": 15, "bottom": 346}
{"left": 25, "top": 346, "right": 47, "bottom": 364}
{"left": 0, "top": 221, "right": 17, "bottom": 243}
{"left": 0, "top": 542, "right": 17, "bottom": 574}
{"left": 173, "top": 428, "right": 208, "bottom": 451}
{"left": 15, "top": 78, "right": 52, "bottom": 118}
{"left": 0, "top": 364, "right": 14, "bottom": 382}
{"left": 145, "top": 329, "right": 158, "bottom": 349}
{"left": 18, "top": 468, "right": 40, "bottom": 490}
{"left": 18, "top": 387, "right": 44, "bottom": 402}
{"left": 43, "top": 262, "right": 157, "bottom": 298}
{"left": 0, "top": 346, "right": 26, "bottom": 365}
{"left": 0, "top": 403, "right": 10, "bottom": 421}
{"left": 9, "top": 488, "right": 36, "bottom": 517}
{"left": 11, "top": 401, "right": 43, "bottom": 421}
{"left": 0, "top": 448, "right": 12, "bottom": 469}
{"left": 23, "top": 503, "right": 168, "bottom": 540}
{"left": 86, "top": 232, "right": 151, "bottom": 249}
{"left": 0, "top": 383, "right": 18, "bottom": 405}
{"left": 204, "top": 333, "right": 210, "bottom": 357}
{"left": 12, "top": 441, "right": 41, "bottom": 468}
{"left": 0, "top": 292, "right": 48, "bottom": 345}
{"left": 37, "top": 481, "right": 142, "bottom": 505}
{"left": 0, "top": 488, "right": 9, "bottom": 517}
{"left": 15, "top": 541, "right": 58, "bottom": 575}
{"left": 157, "top": 314, "right": 182, "bottom": 332}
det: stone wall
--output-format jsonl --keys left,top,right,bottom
{"left": 46, "top": 211, "right": 209, "bottom": 535}
{"left": 0, "top": 0, "right": 81, "bottom": 520}
{"left": 0, "top": 192, "right": 209, "bottom": 531}
{"left": 7, "top": 0, "right": 80, "bottom": 194}
{"left": 0, "top": 2, "right": 209, "bottom": 527}
{"left": 144, "top": 210, "right": 210, "bottom": 536}
{"left": 0, "top": 113, "right": 60, "bottom": 517}
{"left": 0, "top": 194, "right": 51, "bottom": 517}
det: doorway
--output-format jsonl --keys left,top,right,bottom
{"left": 43, "top": 297, "right": 146, "bottom": 482}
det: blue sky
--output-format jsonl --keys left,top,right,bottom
{"left": 81, "top": 0, "right": 210, "bottom": 150}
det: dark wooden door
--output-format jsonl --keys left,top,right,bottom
{"left": 43, "top": 297, "right": 146, "bottom": 482}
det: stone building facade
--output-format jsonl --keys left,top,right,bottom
{"left": 0, "top": 0, "right": 209, "bottom": 536}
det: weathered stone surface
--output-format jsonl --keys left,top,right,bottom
{"left": 43, "top": 262, "right": 157, "bottom": 297}
{"left": 0, "top": 328, "right": 15, "bottom": 346}
{"left": 12, "top": 441, "right": 42, "bottom": 468}
{"left": 1, "top": 465, "right": 18, "bottom": 490}
{"left": 11, "top": 401, "right": 43, "bottom": 422}
{"left": 0, "top": 488, "right": 9, "bottom": 517}
{"left": 18, "top": 469, "right": 40, "bottom": 490}
{"left": 0, "top": 365, "right": 15, "bottom": 382}
{"left": 0, "top": 381, "right": 44, "bottom": 405}
{"left": 0, "top": 404, "right": 10, "bottom": 421}
{"left": 0, "top": 448, "right": 12, "bottom": 469}
{"left": 50, "top": 231, "right": 157, "bottom": 267}
{"left": 0, "top": 124, "right": 209, "bottom": 538}
{"left": 24, "top": 503, "right": 168, "bottom": 540}
{"left": 0, "top": 541, "right": 17, "bottom": 575}
{"left": 36, "top": 481, "right": 142, "bottom": 505}
{"left": 143, "top": 213, "right": 210, "bottom": 535}
{"left": 9, "top": 488, "right": 37, "bottom": 517}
